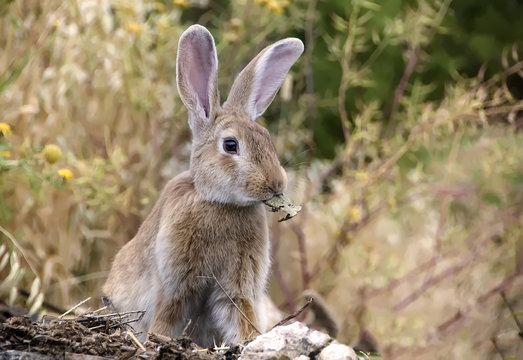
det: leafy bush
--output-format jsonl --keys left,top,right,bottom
{"left": 1, "top": 0, "right": 521, "bottom": 359}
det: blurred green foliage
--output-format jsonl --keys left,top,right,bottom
{"left": 0, "top": 0, "right": 522, "bottom": 359}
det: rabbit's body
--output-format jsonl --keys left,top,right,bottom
{"left": 102, "top": 25, "right": 303, "bottom": 346}
{"left": 103, "top": 171, "right": 270, "bottom": 345}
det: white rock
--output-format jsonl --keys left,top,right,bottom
{"left": 319, "top": 343, "right": 360, "bottom": 360}
{"left": 294, "top": 356, "right": 310, "bottom": 360}
{"left": 240, "top": 322, "right": 332, "bottom": 360}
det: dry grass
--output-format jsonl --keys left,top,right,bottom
{"left": 1, "top": 1, "right": 522, "bottom": 359}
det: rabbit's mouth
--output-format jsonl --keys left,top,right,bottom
{"left": 263, "top": 193, "right": 302, "bottom": 221}
{"left": 263, "top": 192, "right": 283, "bottom": 202}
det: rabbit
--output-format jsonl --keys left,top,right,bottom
{"left": 101, "top": 24, "right": 304, "bottom": 347}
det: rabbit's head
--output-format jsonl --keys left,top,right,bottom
{"left": 176, "top": 25, "right": 303, "bottom": 206}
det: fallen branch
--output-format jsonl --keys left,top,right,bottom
{"left": 271, "top": 297, "right": 313, "bottom": 329}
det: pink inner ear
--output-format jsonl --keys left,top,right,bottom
{"left": 182, "top": 34, "right": 216, "bottom": 117}
{"left": 252, "top": 41, "right": 303, "bottom": 118}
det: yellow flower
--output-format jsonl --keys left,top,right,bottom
{"left": 57, "top": 168, "right": 74, "bottom": 180}
{"left": 151, "top": 2, "right": 167, "bottom": 12}
{"left": 354, "top": 170, "right": 369, "bottom": 183}
{"left": 349, "top": 206, "right": 362, "bottom": 222}
{"left": 41, "top": 144, "right": 62, "bottom": 164}
{"left": 267, "top": 0, "right": 283, "bottom": 14}
{"left": 223, "top": 31, "right": 239, "bottom": 43}
{"left": 0, "top": 151, "right": 11, "bottom": 158}
{"left": 172, "top": 0, "right": 189, "bottom": 8}
{"left": 125, "top": 22, "right": 144, "bottom": 34}
{"left": 0, "top": 123, "right": 12, "bottom": 137}
{"left": 228, "top": 17, "right": 242, "bottom": 30}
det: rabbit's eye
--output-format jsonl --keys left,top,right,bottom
{"left": 223, "top": 138, "right": 238, "bottom": 154}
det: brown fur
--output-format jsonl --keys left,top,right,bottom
{"left": 102, "top": 25, "right": 303, "bottom": 346}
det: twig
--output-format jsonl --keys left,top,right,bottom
{"left": 80, "top": 310, "right": 145, "bottom": 320}
{"left": 384, "top": 46, "right": 419, "bottom": 138}
{"left": 437, "top": 269, "right": 522, "bottom": 336}
{"left": 363, "top": 253, "right": 443, "bottom": 300}
{"left": 500, "top": 291, "right": 523, "bottom": 335}
{"left": 181, "top": 318, "right": 192, "bottom": 337}
{"left": 393, "top": 228, "right": 499, "bottom": 311}
{"left": 271, "top": 297, "right": 313, "bottom": 329}
{"left": 491, "top": 338, "right": 506, "bottom": 360}
{"left": 127, "top": 328, "right": 147, "bottom": 352}
{"left": 58, "top": 297, "right": 91, "bottom": 319}
{"left": 304, "top": 0, "right": 318, "bottom": 158}
{"left": 209, "top": 269, "right": 261, "bottom": 335}
{"left": 291, "top": 223, "right": 311, "bottom": 291}
{"left": 337, "top": 6, "right": 360, "bottom": 144}
{"left": 388, "top": 270, "right": 522, "bottom": 358}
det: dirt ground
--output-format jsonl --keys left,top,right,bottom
{"left": 0, "top": 304, "right": 241, "bottom": 360}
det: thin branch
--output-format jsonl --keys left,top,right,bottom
{"left": 337, "top": 6, "right": 360, "bottom": 144}
{"left": 500, "top": 291, "right": 523, "bottom": 335}
{"left": 385, "top": 46, "right": 419, "bottom": 137}
{"left": 393, "top": 251, "right": 476, "bottom": 311}
{"left": 437, "top": 269, "right": 522, "bottom": 335}
{"left": 127, "top": 328, "right": 146, "bottom": 352}
{"left": 180, "top": 318, "right": 192, "bottom": 337}
{"left": 58, "top": 297, "right": 91, "bottom": 319}
{"left": 291, "top": 223, "right": 311, "bottom": 291}
{"left": 491, "top": 338, "right": 506, "bottom": 360}
{"left": 363, "top": 253, "right": 443, "bottom": 300}
{"left": 304, "top": 0, "right": 318, "bottom": 159}
{"left": 393, "top": 227, "right": 500, "bottom": 311}
{"left": 271, "top": 297, "right": 313, "bottom": 329}
{"left": 388, "top": 269, "right": 522, "bottom": 358}
{"left": 209, "top": 269, "right": 261, "bottom": 335}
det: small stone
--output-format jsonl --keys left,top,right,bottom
{"left": 318, "top": 343, "right": 360, "bottom": 360}
{"left": 293, "top": 356, "right": 309, "bottom": 360}
{"left": 240, "top": 322, "right": 331, "bottom": 360}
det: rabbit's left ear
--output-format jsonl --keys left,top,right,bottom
{"left": 177, "top": 25, "right": 220, "bottom": 139}
{"left": 224, "top": 38, "right": 304, "bottom": 121}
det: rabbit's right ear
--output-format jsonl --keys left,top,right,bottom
{"left": 176, "top": 25, "right": 220, "bottom": 139}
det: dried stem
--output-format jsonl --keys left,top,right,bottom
{"left": 385, "top": 46, "right": 419, "bottom": 138}
{"left": 389, "top": 269, "right": 522, "bottom": 358}
{"left": 209, "top": 269, "right": 261, "bottom": 335}
{"left": 127, "top": 328, "right": 146, "bottom": 352}
{"left": 491, "top": 338, "right": 506, "bottom": 360}
{"left": 304, "top": 0, "right": 318, "bottom": 158}
{"left": 271, "top": 297, "right": 313, "bottom": 329}
{"left": 291, "top": 223, "right": 311, "bottom": 291}
{"left": 337, "top": 6, "right": 360, "bottom": 144}
{"left": 393, "top": 225, "right": 501, "bottom": 311}
{"left": 59, "top": 297, "right": 91, "bottom": 319}
{"left": 500, "top": 291, "right": 523, "bottom": 335}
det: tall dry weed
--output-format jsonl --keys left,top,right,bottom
{"left": 0, "top": 1, "right": 521, "bottom": 359}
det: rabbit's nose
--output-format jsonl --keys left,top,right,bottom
{"left": 271, "top": 179, "right": 285, "bottom": 194}
{"left": 268, "top": 167, "right": 287, "bottom": 195}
